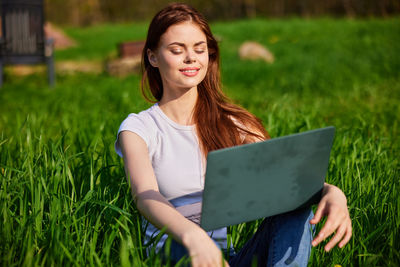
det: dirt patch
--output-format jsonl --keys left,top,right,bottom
{"left": 57, "top": 61, "right": 103, "bottom": 74}
{"left": 44, "top": 23, "right": 77, "bottom": 50}
{"left": 7, "top": 60, "right": 103, "bottom": 76}
{"left": 105, "top": 56, "right": 141, "bottom": 77}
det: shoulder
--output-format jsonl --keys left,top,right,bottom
{"left": 120, "top": 107, "right": 154, "bottom": 130}
{"left": 115, "top": 105, "right": 160, "bottom": 157}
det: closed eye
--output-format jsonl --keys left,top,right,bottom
{"left": 171, "top": 49, "right": 183, "bottom": 55}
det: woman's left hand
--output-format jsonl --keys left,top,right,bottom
{"left": 310, "top": 183, "right": 352, "bottom": 251}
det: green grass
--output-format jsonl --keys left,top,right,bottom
{"left": 1, "top": 17, "right": 399, "bottom": 266}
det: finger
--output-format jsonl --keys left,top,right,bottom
{"left": 310, "top": 200, "right": 326, "bottom": 224}
{"left": 312, "top": 218, "right": 332, "bottom": 246}
{"left": 312, "top": 216, "right": 337, "bottom": 246}
{"left": 338, "top": 222, "right": 352, "bottom": 248}
{"left": 313, "top": 205, "right": 349, "bottom": 246}
{"left": 324, "top": 223, "right": 347, "bottom": 251}
{"left": 190, "top": 257, "right": 199, "bottom": 267}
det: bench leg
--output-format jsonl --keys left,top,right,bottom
{"left": 46, "top": 56, "right": 55, "bottom": 87}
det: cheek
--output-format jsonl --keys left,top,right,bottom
{"left": 201, "top": 56, "right": 209, "bottom": 71}
{"left": 160, "top": 55, "right": 182, "bottom": 70}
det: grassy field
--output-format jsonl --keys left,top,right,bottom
{"left": 0, "top": 17, "right": 399, "bottom": 266}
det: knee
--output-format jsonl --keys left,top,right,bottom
{"left": 268, "top": 208, "right": 314, "bottom": 266}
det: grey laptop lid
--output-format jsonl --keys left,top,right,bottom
{"left": 200, "top": 126, "right": 335, "bottom": 231}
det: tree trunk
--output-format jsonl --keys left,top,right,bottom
{"left": 342, "top": 0, "right": 355, "bottom": 17}
{"left": 244, "top": 0, "right": 256, "bottom": 18}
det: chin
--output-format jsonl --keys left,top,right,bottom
{"left": 178, "top": 83, "right": 201, "bottom": 91}
{"left": 180, "top": 78, "right": 205, "bottom": 89}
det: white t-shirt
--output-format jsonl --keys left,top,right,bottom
{"left": 115, "top": 103, "right": 228, "bottom": 251}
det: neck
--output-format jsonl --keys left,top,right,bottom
{"left": 158, "top": 86, "right": 198, "bottom": 126}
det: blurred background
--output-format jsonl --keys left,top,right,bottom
{"left": 45, "top": 0, "right": 400, "bottom": 26}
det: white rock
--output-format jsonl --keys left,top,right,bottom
{"left": 239, "top": 41, "right": 274, "bottom": 63}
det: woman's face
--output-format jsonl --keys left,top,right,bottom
{"left": 148, "top": 21, "right": 209, "bottom": 94}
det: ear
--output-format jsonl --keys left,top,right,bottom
{"left": 147, "top": 49, "right": 158, "bottom": 67}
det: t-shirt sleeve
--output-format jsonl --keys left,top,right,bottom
{"left": 114, "top": 113, "right": 152, "bottom": 158}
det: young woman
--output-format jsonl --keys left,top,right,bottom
{"left": 115, "top": 3, "right": 352, "bottom": 266}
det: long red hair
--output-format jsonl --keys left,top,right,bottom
{"left": 141, "top": 3, "right": 269, "bottom": 155}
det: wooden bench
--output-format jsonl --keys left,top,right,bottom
{"left": 0, "top": 0, "right": 55, "bottom": 87}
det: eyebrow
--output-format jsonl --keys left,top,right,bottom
{"left": 167, "top": 41, "right": 206, "bottom": 47}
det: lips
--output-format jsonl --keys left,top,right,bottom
{"left": 179, "top": 67, "right": 200, "bottom": 77}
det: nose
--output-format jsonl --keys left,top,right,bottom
{"left": 184, "top": 50, "right": 196, "bottom": 63}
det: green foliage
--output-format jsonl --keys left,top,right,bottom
{"left": 1, "top": 18, "right": 399, "bottom": 266}
{"left": 58, "top": 23, "right": 148, "bottom": 60}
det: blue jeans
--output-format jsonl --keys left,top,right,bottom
{"left": 162, "top": 207, "right": 314, "bottom": 267}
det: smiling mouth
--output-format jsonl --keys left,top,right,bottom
{"left": 181, "top": 69, "right": 198, "bottom": 73}
{"left": 179, "top": 68, "right": 200, "bottom": 76}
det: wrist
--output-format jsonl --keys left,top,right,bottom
{"left": 181, "top": 227, "right": 214, "bottom": 252}
{"left": 323, "top": 183, "right": 347, "bottom": 205}
{"left": 181, "top": 227, "right": 204, "bottom": 248}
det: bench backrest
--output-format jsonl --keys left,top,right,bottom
{"left": 1, "top": 0, "right": 45, "bottom": 64}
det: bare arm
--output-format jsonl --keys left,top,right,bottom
{"left": 119, "top": 131, "right": 228, "bottom": 266}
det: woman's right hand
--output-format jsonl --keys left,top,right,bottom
{"left": 182, "top": 228, "right": 229, "bottom": 267}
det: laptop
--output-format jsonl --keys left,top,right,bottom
{"left": 200, "top": 126, "right": 335, "bottom": 231}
